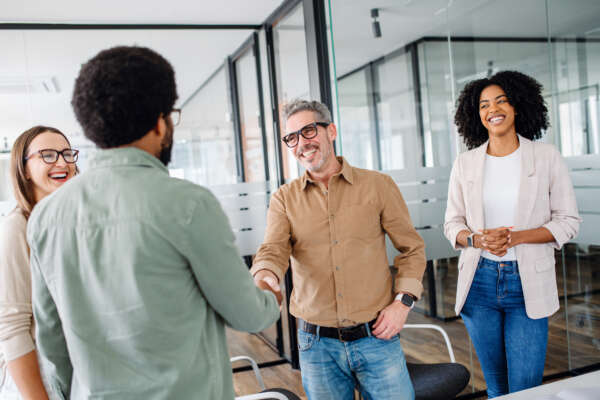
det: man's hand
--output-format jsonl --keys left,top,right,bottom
{"left": 254, "top": 270, "right": 283, "bottom": 307}
{"left": 371, "top": 300, "right": 411, "bottom": 340}
{"left": 478, "top": 226, "right": 512, "bottom": 257}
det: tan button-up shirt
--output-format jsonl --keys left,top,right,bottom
{"left": 251, "top": 157, "right": 426, "bottom": 327}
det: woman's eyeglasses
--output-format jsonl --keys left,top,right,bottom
{"left": 25, "top": 149, "right": 79, "bottom": 164}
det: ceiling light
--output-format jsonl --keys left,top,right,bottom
{"left": 371, "top": 8, "right": 382, "bottom": 38}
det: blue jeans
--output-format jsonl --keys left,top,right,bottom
{"left": 297, "top": 327, "right": 414, "bottom": 400}
{"left": 460, "top": 257, "right": 548, "bottom": 398}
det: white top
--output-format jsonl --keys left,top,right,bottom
{"left": 482, "top": 146, "right": 521, "bottom": 261}
{"left": 0, "top": 208, "right": 36, "bottom": 389}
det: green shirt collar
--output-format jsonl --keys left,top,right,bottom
{"left": 88, "top": 147, "right": 168, "bottom": 174}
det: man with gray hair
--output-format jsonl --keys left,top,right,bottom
{"left": 251, "top": 99, "right": 426, "bottom": 399}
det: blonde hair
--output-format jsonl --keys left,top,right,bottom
{"left": 10, "top": 126, "right": 70, "bottom": 219}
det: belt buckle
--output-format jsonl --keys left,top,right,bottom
{"left": 337, "top": 327, "right": 347, "bottom": 342}
{"left": 338, "top": 325, "right": 362, "bottom": 342}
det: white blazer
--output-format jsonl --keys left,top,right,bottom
{"left": 444, "top": 135, "right": 581, "bottom": 319}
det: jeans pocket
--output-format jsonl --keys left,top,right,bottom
{"left": 375, "top": 334, "right": 400, "bottom": 343}
{"left": 297, "top": 329, "right": 316, "bottom": 351}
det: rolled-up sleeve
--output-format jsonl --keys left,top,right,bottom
{"left": 250, "top": 189, "right": 292, "bottom": 284}
{"left": 542, "top": 149, "right": 582, "bottom": 249}
{"left": 381, "top": 175, "right": 426, "bottom": 299}
{"left": 0, "top": 212, "right": 36, "bottom": 362}
{"left": 444, "top": 157, "right": 470, "bottom": 250}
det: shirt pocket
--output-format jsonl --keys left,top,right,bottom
{"left": 337, "top": 204, "right": 382, "bottom": 240}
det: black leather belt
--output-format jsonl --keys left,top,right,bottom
{"left": 298, "top": 318, "right": 377, "bottom": 342}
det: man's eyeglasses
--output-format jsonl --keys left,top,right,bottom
{"left": 282, "top": 122, "right": 330, "bottom": 148}
{"left": 168, "top": 108, "right": 182, "bottom": 126}
{"left": 25, "top": 149, "right": 79, "bottom": 164}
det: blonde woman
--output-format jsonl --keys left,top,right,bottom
{"left": 0, "top": 126, "right": 78, "bottom": 400}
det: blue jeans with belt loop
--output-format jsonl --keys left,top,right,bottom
{"left": 460, "top": 257, "right": 548, "bottom": 398}
{"left": 297, "top": 325, "right": 414, "bottom": 400}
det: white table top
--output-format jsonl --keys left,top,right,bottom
{"left": 494, "top": 371, "right": 600, "bottom": 399}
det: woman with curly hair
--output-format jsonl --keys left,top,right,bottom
{"left": 444, "top": 70, "right": 581, "bottom": 397}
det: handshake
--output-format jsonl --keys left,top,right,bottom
{"left": 254, "top": 270, "right": 283, "bottom": 307}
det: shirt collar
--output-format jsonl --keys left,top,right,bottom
{"left": 88, "top": 147, "right": 168, "bottom": 174}
{"left": 301, "top": 156, "right": 354, "bottom": 190}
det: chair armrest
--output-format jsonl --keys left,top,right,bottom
{"left": 231, "top": 356, "right": 266, "bottom": 391}
{"left": 403, "top": 324, "right": 456, "bottom": 362}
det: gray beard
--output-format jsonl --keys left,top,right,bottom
{"left": 306, "top": 143, "right": 331, "bottom": 172}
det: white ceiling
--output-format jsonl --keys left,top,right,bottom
{"left": 1, "top": 0, "right": 282, "bottom": 24}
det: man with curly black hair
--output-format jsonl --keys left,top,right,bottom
{"left": 27, "top": 46, "right": 282, "bottom": 399}
{"left": 445, "top": 70, "right": 581, "bottom": 397}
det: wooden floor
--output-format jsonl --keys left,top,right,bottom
{"left": 230, "top": 245, "right": 600, "bottom": 399}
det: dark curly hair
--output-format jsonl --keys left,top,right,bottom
{"left": 454, "top": 70, "right": 549, "bottom": 150}
{"left": 72, "top": 46, "right": 178, "bottom": 148}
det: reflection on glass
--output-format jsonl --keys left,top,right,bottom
{"left": 418, "top": 40, "right": 458, "bottom": 166}
{"left": 273, "top": 3, "right": 311, "bottom": 181}
{"left": 375, "top": 51, "right": 418, "bottom": 170}
{"left": 236, "top": 49, "right": 267, "bottom": 183}
{"left": 337, "top": 69, "right": 375, "bottom": 169}
{"left": 172, "top": 67, "right": 237, "bottom": 186}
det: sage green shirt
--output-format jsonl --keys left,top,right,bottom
{"left": 27, "top": 147, "right": 280, "bottom": 400}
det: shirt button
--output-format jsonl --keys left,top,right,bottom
{"left": 333, "top": 240, "right": 338, "bottom": 245}
{"left": 335, "top": 266, "right": 340, "bottom": 271}
{"left": 338, "top": 293, "right": 343, "bottom": 298}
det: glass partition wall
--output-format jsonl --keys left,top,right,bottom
{"left": 328, "top": 0, "right": 600, "bottom": 395}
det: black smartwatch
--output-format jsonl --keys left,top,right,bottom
{"left": 396, "top": 293, "right": 415, "bottom": 309}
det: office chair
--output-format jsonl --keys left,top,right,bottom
{"left": 232, "top": 356, "right": 301, "bottom": 400}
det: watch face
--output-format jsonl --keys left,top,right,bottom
{"left": 401, "top": 295, "right": 414, "bottom": 307}
{"left": 467, "top": 235, "right": 473, "bottom": 247}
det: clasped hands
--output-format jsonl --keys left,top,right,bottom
{"left": 475, "top": 226, "right": 517, "bottom": 257}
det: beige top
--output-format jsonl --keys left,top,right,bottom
{"left": 0, "top": 208, "right": 36, "bottom": 385}
{"left": 251, "top": 157, "right": 426, "bottom": 327}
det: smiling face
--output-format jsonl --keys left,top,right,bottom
{"left": 286, "top": 110, "right": 337, "bottom": 173}
{"left": 479, "top": 84, "right": 517, "bottom": 139}
{"left": 25, "top": 131, "right": 77, "bottom": 202}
